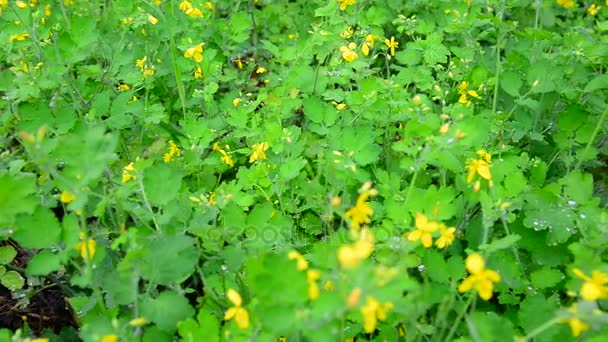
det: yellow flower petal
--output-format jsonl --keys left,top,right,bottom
{"left": 227, "top": 288, "right": 242, "bottom": 306}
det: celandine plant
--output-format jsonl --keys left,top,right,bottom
{"left": 0, "top": 0, "right": 607, "bottom": 341}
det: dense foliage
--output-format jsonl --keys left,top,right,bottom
{"left": 1, "top": 0, "right": 607, "bottom": 341}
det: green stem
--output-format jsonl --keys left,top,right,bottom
{"left": 79, "top": 214, "right": 108, "bottom": 315}
{"left": 491, "top": 2, "right": 505, "bottom": 117}
{"left": 137, "top": 177, "right": 161, "bottom": 231}
{"left": 521, "top": 318, "right": 560, "bottom": 341}
{"left": 443, "top": 295, "right": 475, "bottom": 342}
{"left": 573, "top": 105, "right": 607, "bottom": 173}
{"left": 168, "top": 0, "right": 187, "bottom": 118}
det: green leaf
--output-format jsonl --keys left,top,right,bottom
{"left": 26, "top": 251, "right": 62, "bottom": 276}
{"left": 279, "top": 158, "right": 306, "bottom": 181}
{"left": 561, "top": 171, "right": 593, "bottom": 205}
{"left": 13, "top": 206, "right": 62, "bottom": 249}
{"left": 584, "top": 74, "right": 608, "bottom": 92}
{"left": 0, "top": 174, "right": 37, "bottom": 226}
{"left": 479, "top": 235, "right": 521, "bottom": 254}
{"left": 501, "top": 71, "right": 522, "bottom": 97}
{"left": 143, "top": 164, "right": 183, "bottom": 207}
{"left": 530, "top": 268, "right": 563, "bottom": 289}
{"left": 0, "top": 246, "right": 17, "bottom": 265}
{"left": 141, "top": 291, "right": 194, "bottom": 333}
{"left": 419, "top": 33, "right": 450, "bottom": 65}
{"left": 1, "top": 270, "right": 24, "bottom": 290}
{"left": 518, "top": 294, "right": 559, "bottom": 340}
{"left": 423, "top": 250, "right": 449, "bottom": 284}
{"left": 139, "top": 234, "right": 198, "bottom": 285}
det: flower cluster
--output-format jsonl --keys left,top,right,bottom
{"left": 122, "top": 162, "right": 136, "bottom": 183}
{"left": 249, "top": 142, "right": 269, "bottom": 163}
{"left": 360, "top": 296, "right": 394, "bottom": 333}
{"left": 458, "top": 253, "right": 501, "bottom": 300}
{"left": 224, "top": 288, "right": 249, "bottom": 329}
{"left": 559, "top": 266, "right": 608, "bottom": 337}
{"left": 213, "top": 143, "right": 235, "bottom": 167}
{"left": 179, "top": 1, "right": 213, "bottom": 18}
{"left": 163, "top": 140, "right": 182, "bottom": 163}
{"left": 457, "top": 81, "right": 479, "bottom": 105}
{"left": 135, "top": 56, "right": 155, "bottom": 78}
{"left": 406, "top": 212, "right": 456, "bottom": 249}
{"left": 573, "top": 268, "right": 608, "bottom": 301}
{"left": 344, "top": 182, "right": 377, "bottom": 231}
{"left": 75, "top": 232, "right": 97, "bottom": 260}
{"left": 288, "top": 250, "right": 321, "bottom": 300}
{"left": 338, "top": 29, "right": 398, "bottom": 62}
{"left": 465, "top": 149, "right": 493, "bottom": 192}
{"left": 337, "top": 0, "right": 355, "bottom": 11}
{"left": 557, "top": 0, "right": 575, "bottom": 9}
{"left": 337, "top": 228, "right": 374, "bottom": 268}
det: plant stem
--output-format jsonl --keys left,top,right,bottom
{"left": 573, "top": 105, "right": 607, "bottom": 173}
{"left": 521, "top": 318, "right": 560, "bottom": 341}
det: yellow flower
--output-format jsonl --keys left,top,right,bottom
{"left": 465, "top": 149, "right": 492, "bottom": 190}
{"left": 117, "top": 83, "right": 131, "bottom": 91}
{"left": 122, "top": 162, "right": 136, "bottom": 183}
{"left": 458, "top": 253, "right": 501, "bottom": 300}
{"left": 212, "top": 143, "right": 234, "bottom": 167}
{"left": 288, "top": 250, "right": 309, "bottom": 271}
{"left": 557, "top": 0, "right": 575, "bottom": 9}
{"left": 307, "top": 269, "right": 321, "bottom": 300}
{"left": 232, "top": 98, "right": 241, "bottom": 106}
{"left": 184, "top": 44, "right": 204, "bottom": 63}
{"left": 179, "top": 0, "right": 192, "bottom": 11}
{"left": 148, "top": 14, "right": 159, "bottom": 25}
{"left": 205, "top": 2, "right": 214, "bottom": 9}
{"left": 435, "top": 224, "right": 456, "bottom": 249}
{"left": 16, "top": 1, "right": 27, "bottom": 9}
{"left": 60, "top": 190, "right": 76, "bottom": 204}
{"left": 163, "top": 140, "right": 182, "bottom": 163}
{"left": 360, "top": 297, "right": 393, "bottom": 333}
{"left": 457, "top": 81, "right": 479, "bottom": 104}
{"left": 406, "top": 212, "right": 439, "bottom": 248}
{"left": 194, "top": 66, "right": 204, "bottom": 79}
{"left": 573, "top": 268, "right": 608, "bottom": 301}
{"left": 186, "top": 7, "right": 203, "bottom": 17}
{"left": 336, "top": 0, "right": 356, "bottom": 11}
{"left": 75, "top": 232, "right": 96, "bottom": 260}
{"left": 121, "top": 17, "right": 133, "bottom": 25}
{"left": 9, "top": 33, "right": 29, "bottom": 42}
{"left": 129, "top": 317, "right": 148, "bottom": 327}
{"left": 256, "top": 66, "right": 267, "bottom": 74}
{"left": 339, "top": 42, "right": 358, "bottom": 62}
{"left": 365, "top": 34, "right": 378, "bottom": 48}
{"left": 344, "top": 182, "right": 377, "bottom": 231}
{"left": 361, "top": 42, "right": 370, "bottom": 56}
{"left": 385, "top": 36, "right": 398, "bottom": 56}
{"left": 135, "top": 56, "right": 155, "bottom": 78}
{"left": 337, "top": 228, "right": 374, "bottom": 268}
{"left": 100, "top": 334, "right": 118, "bottom": 342}
{"left": 340, "top": 27, "right": 353, "bottom": 39}
{"left": 249, "top": 142, "right": 269, "bottom": 163}
{"left": 439, "top": 122, "right": 450, "bottom": 134}
{"left": 224, "top": 289, "right": 250, "bottom": 329}
{"left": 44, "top": 4, "right": 51, "bottom": 16}
{"left": 560, "top": 303, "right": 589, "bottom": 337}
{"left": 588, "top": 4, "right": 601, "bottom": 15}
